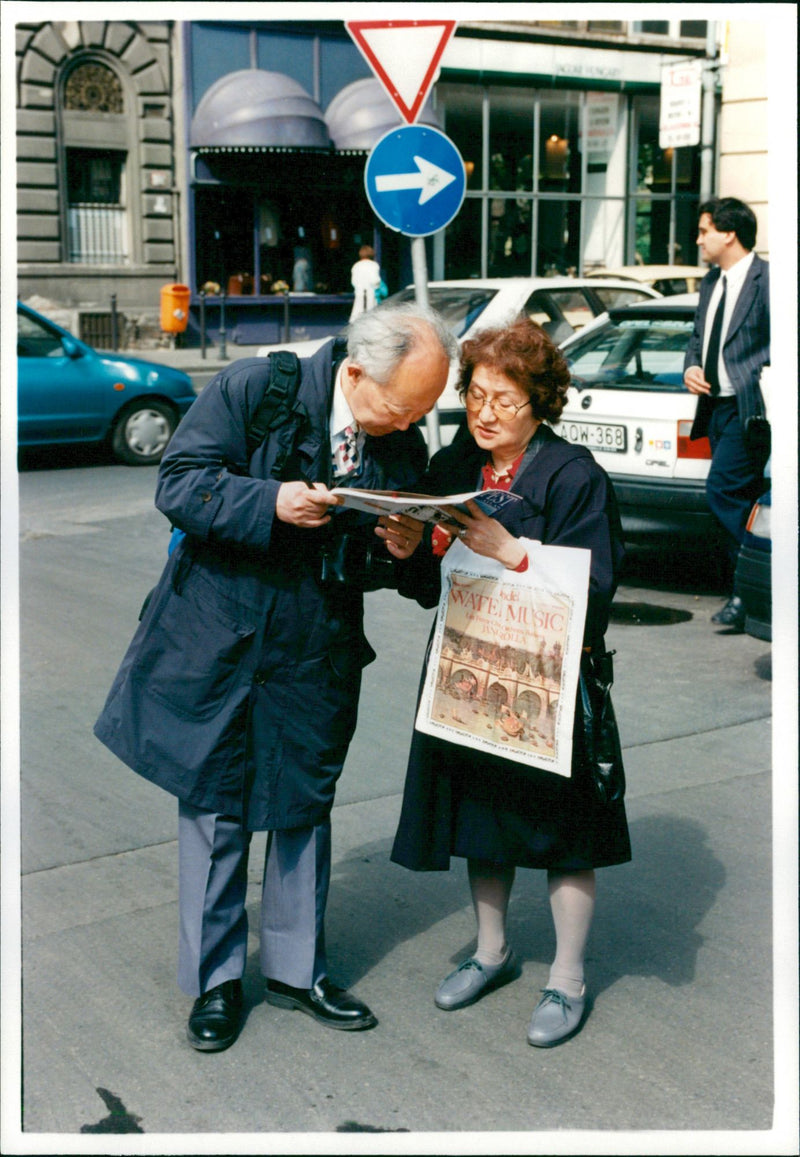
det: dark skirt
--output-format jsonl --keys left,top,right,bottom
{"left": 390, "top": 700, "right": 632, "bottom": 873}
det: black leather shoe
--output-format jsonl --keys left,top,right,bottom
{"left": 187, "top": 979, "right": 243, "bottom": 1051}
{"left": 711, "top": 595, "right": 745, "bottom": 629}
{"left": 265, "top": 976, "right": 377, "bottom": 1031}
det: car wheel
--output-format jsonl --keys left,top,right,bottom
{"left": 111, "top": 399, "right": 177, "bottom": 465}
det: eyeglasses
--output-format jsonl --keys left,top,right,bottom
{"left": 464, "top": 386, "right": 532, "bottom": 422}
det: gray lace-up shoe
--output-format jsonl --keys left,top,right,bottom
{"left": 434, "top": 949, "right": 519, "bottom": 1011}
{"left": 527, "top": 986, "right": 587, "bottom": 1047}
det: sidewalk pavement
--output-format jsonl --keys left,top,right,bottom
{"left": 141, "top": 340, "right": 296, "bottom": 375}
{"left": 11, "top": 392, "right": 797, "bottom": 1153}
{"left": 15, "top": 538, "right": 795, "bottom": 1149}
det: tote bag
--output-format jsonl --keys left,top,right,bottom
{"left": 416, "top": 538, "right": 590, "bottom": 777}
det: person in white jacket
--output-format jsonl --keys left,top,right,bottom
{"left": 349, "top": 245, "right": 382, "bottom": 320}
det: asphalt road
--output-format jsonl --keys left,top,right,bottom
{"left": 5, "top": 457, "right": 796, "bottom": 1155}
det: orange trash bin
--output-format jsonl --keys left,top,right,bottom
{"left": 160, "top": 284, "right": 191, "bottom": 333}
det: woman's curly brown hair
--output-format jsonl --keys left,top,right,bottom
{"left": 458, "top": 314, "right": 572, "bottom": 424}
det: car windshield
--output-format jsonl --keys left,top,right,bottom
{"left": 385, "top": 287, "right": 497, "bottom": 339}
{"left": 564, "top": 317, "right": 695, "bottom": 391}
{"left": 591, "top": 286, "right": 657, "bottom": 310}
{"left": 652, "top": 277, "right": 693, "bottom": 295}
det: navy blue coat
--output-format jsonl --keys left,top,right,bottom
{"left": 94, "top": 341, "right": 427, "bottom": 830}
{"left": 396, "top": 423, "right": 624, "bottom": 645}
{"left": 391, "top": 424, "right": 631, "bottom": 873}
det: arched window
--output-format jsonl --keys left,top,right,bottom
{"left": 64, "top": 61, "right": 124, "bottom": 113}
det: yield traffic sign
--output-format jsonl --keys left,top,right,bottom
{"left": 365, "top": 125, "right": 466, "bottom": 237}
{"left": 346, "top": 19, "right": 457, "bottom": 124}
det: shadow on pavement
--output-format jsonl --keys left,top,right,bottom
{"left": 619, "top": 542, "right": 730, "bottom": 597}
{"left": 18, "top": 443, "right": 120, "bottom": 471}
{"left": 241, "top": 813, "right": 726, "bottom": 1001}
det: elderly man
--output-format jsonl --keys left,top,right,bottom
{"left": 683, "top": 196, "right": 770, "bottom": 630}
{"left": 95, "top": 303, "right": 455, "bottom": 1050}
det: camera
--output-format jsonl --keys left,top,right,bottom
{"left": 318, "top": 532, "right": 396, "bottom": 592}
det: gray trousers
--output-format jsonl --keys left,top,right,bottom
{"left": 177, "top": 801, "right": 331, "bottom": 997}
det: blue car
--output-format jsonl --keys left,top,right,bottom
{"left": 17, "top": 301, "right": 197, "bottom": 465}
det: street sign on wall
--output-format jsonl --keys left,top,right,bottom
{"left": 659, "top": 59, "right": 703, "bottom": 148}
{"left": 365, "top": 125, "right": 466, "bottom": 237}
{"left": 584, "top": 93, "right": 620, "bottom": 163}
{"left": 345, "top": 19, "right": 457, "bottom": 124}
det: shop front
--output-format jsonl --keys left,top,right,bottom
{"left": 190, "top": 144, "right": 380, "bottom": 346}
{"left": 435, "top": 81, "right": 701, "bottom": 281}
{"left": 183, "top": 21, "right": 707, "bottom": 348}
{"left": 184, "top": 23, "right": 442, "bottom": 347}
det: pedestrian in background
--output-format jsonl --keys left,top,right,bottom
{"left": 683, "top": 196, "right": 771, "bottom": 631}
{"left": 94, "top": 303, "right": 455, "bottom": 1052}
{"left": 349, "top": 244, "right": 383, "bottom": 320}
{"left": 391, "top": 317, "right": 631, "bottom": 1048}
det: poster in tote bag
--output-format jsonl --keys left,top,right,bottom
{"left": 416, "top": 539, "right": 591, "bottom": 777}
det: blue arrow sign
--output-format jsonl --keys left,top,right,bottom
{"left": 365, "top": 125, "right": 466, "bottom": 237}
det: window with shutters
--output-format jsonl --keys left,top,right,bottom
{"left": 60, "top": 59, "right": 130, "bottom": 264}
{"left": 65, "top": 148, "right": 128, "bottom": 264}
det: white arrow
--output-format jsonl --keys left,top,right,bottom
{"left": 374, "top": 155, "right": 457, "bottom": 205}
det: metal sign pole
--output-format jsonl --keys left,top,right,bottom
{"left": 363, "top": 124, "right": 465, "bottom": 457}
{"left": 412, "top": 236, "right": 441, "bottom": 454}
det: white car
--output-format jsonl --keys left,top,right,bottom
{"left": 558, "top": 295, "right": 715, "bottom": 543}
{"left": 258, "top": 276, "right": 661, "bottom": 441}
{"left": 586, "top": 264, "right": 709, "bottom": 297}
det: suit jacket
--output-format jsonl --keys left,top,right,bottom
{"left": 685, "top": 253, "right": 770, "bottom": 440}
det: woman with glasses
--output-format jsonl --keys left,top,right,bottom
{"left": 391, "top": 315, "right": 631, "bottom": 1048}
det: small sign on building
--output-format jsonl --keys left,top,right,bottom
{"left": 585, "top": 93, "right": 619, "bottom": 163}
{"left": 659, "top": 59, "right": 703, "bottom": 149}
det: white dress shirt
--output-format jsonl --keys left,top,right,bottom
{"left": 701, "top": 250, "right": 755, "bottom": 397}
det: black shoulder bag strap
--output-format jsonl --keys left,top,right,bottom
{"left": 245, "top": 350, "right": 301, "bottom": 460}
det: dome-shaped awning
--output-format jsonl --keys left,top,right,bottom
{"left": 325, "top": 77, "right": 440, "bottom": 152}
{"left": 190, "top": 69, "right": 331, "bottom": 149}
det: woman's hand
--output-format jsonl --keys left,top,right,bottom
{"left": 438, "top": 500, "right": 527, "bottom": 570}
{"left": 375, "top": 513, "right": 425, "bottom": 559}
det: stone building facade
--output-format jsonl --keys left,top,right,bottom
{"left": 718, "top": 20, "right": 770, "bottom": 258}
{"left": 16, "top": 19, "right": 180, "bottom": 344}
{"left": 13, "top": 15, "right": 776, "bottom": 349}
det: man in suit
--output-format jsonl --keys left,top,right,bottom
{"left": 684, "top": 197, "right": 770, "bottom": 630}
{"left": 95, "top": 303, "right": 455, "bottom": 1051}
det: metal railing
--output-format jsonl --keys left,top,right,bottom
{"left": 79, "top": 295, "right": 121, "bottom": 350}
{"left": 68, "top": 204, "right": 128, "bottom": 264}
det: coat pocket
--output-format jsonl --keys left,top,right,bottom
{"left": 130, "top": 584, "right": 255, "bottom": 721}
{"left": 328, "top": 633, "right": 376, "bottom": 682}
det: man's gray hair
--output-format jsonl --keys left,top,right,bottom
{"left": 346, "top": 301, "right": 458, "bottom": 384}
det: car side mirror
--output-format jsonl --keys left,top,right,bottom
{"left": 61, "top": 335, "right": 84, "bottom": 359}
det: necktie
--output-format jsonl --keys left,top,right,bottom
{"left": 332, "top": 423, "right": 360, "bottom": 477}
{"left": 703, "top": 274, "right": 727, "bottom": 397}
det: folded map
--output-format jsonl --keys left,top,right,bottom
{"left": 330, "top": 487, "right": 521, "bottom": 525}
